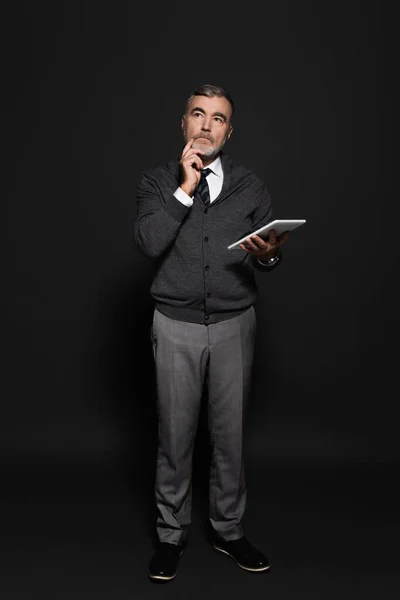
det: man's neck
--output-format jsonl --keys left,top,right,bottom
{"left": 202, "top": 152, "right": 221, "bottom": 168}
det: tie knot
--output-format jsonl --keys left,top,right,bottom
{"left": 201, "top": 168, "right": 211, "bottom": 179}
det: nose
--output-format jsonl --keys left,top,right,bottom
{"left": 201, "top": 116, "right": 212, "bottom": 132}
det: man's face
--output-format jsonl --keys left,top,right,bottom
{"left": 181, "top": 95, "right": 233, "bottom": 159}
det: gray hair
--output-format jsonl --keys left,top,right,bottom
{"left": 184, "top": 84, "right": 235, "bottom": 119}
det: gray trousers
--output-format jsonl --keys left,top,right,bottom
{"left": 150, "top": 306, "right": 257, "bottom": 545}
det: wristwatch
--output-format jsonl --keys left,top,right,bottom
{"left": 258, "top": 250, "right": 282, "bottom": 267}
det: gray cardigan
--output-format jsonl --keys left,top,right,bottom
{"left": 134, "top": 152, "right": 276, "bottom": 324}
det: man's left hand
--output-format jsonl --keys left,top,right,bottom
{"left": 239, "top": 230, "right": 289, "bottom": 260}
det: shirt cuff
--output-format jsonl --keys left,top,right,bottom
{"left": 174, "top": 187, "right": 194, "bottom": 207}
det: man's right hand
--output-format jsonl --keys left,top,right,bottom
{"left": 179, "top": 139, "right": 204, "bottom": 197}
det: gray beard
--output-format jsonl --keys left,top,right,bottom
{"left": 191, "top": 139, "right": 225, "bottom": 159}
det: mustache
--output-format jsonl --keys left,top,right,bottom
{"left": 193, "top": 134, "right": 214, "bottom": 143}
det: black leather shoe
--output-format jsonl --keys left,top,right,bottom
{"left": 213, "top": 536, "right": 270, "bottom": 572}
{"left": 148, "top": 542, "right": 185, "bottom": 582}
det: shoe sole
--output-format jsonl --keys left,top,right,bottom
{"left": 148, "top": 572, "right": 177, "bottom": 582}
{"left": 213, "top": 544, "right": 270, "bottom": 572}
{"left": 148, "top": 549, "right": 184, "bottom": 582}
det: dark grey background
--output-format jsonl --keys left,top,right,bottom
{"left": 1, "top": 3, "right": 398, "bottom": 597}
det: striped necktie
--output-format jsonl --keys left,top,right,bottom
{"left": 196, "top": 168, "right": 212, "bottom": 207}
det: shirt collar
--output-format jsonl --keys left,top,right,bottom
{"left": 205, "top": 155, "right": 223, "bottom": 177}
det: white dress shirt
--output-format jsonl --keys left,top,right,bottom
{"left": 173, "top": 155, "right": 223, "bottom": 206}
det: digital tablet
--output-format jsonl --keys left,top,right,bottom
{"left": 227, "top": 219, "right": 306, "bottom": 250}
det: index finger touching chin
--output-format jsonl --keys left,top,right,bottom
{"left": 182, "top": 138, "right": 194, "bottom": 155}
